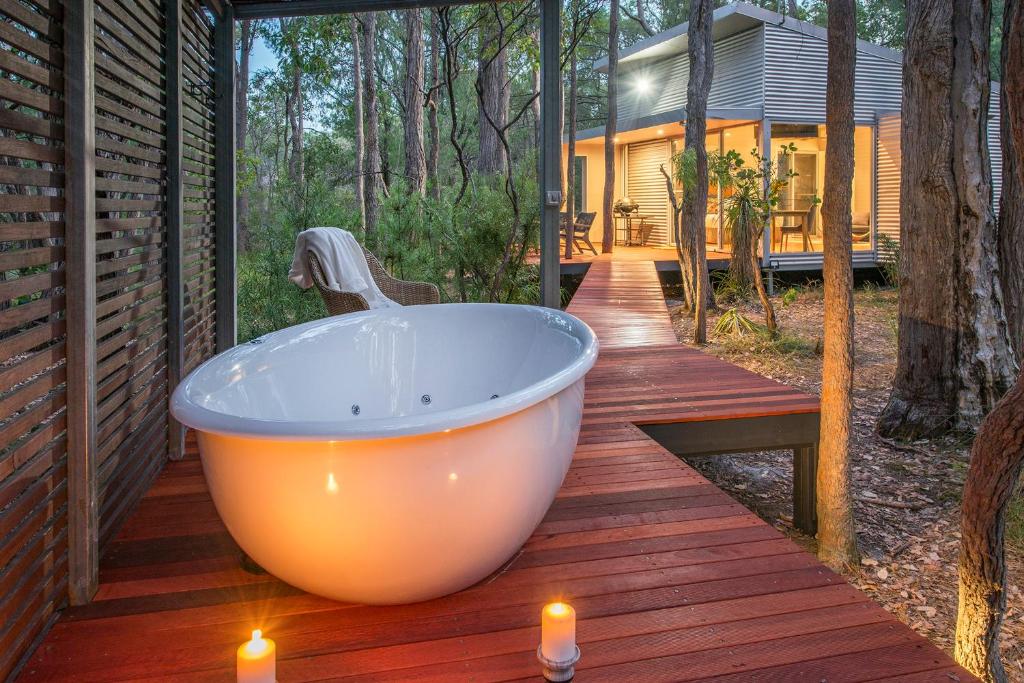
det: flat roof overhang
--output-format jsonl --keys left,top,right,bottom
{"left": 233, "top": 0, "right": 494, "bottom": 19}
{"left": 573, "top": 106, "right": 763, "bottom": 142}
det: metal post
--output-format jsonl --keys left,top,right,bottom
{"left": 166, "top": 0, "right": 186, "bottom": 460}
{"left": 538, "top": 0, "right": 561, "bottom": 308}
{"left": 759, "top": 117, "right": 772, "bottom": 266}
{"left": 64, "top": 0, "right": 98, "bottom": 605}
{"left": 214, "top": 5, "right": 237, "bottom": 351}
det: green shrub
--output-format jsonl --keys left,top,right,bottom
{"left": 877, "top": 233, "right": 900, "bottom": 288}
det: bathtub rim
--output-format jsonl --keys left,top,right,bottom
{"left": 170, "top": 303, "right": 598, "bottom": 441}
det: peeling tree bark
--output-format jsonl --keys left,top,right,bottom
{"left": 878, "top": 0, "right": 1015, "bottom": 439}
{"left": 817, "top": 0, "right": 859, "bottom": 571}
{"left": 403, "top": 8, "right": 426, "bottom": 196}
{"left": 955, "top": 370, "right": 1024, "bottom": 682}
{"left": 999, "top": 0, "right": 1024, "bottom": 357}
{"left": 681, "top": 0, "right": 714, "bottom": 344}
{"left": 601, "top": 0, "right": 618, "bottom": 253}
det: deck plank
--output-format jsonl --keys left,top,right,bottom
{"left": 20, "top": 258, "right": 974, "bottom": 682}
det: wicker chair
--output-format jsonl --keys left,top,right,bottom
{"left": 306, "top": 247, "right": 440, "bottom": 316}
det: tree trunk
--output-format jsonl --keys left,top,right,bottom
{"left": 565, "top": 10, "right": 578, "bottom": 262}
{"left": 282, "top": 19, "right": 303, "bottom": 189}
{"left": 817, "top": 0, "right": 859, "bottom": 571}
{"left": 602, "top": 0, "right": 619, "bottom": 253}
{"left": 235, "top": 19, "right": 253, "bottom": 250}
{"left": 663, "top": 166, "right": 696, "bottom": 312}
{"left": 878, "top": 0, "right": 1015, "bottom": 439}
{"left": 999, "top": 0, "right": 1023, "bottom": 358}
{"left": 476, "top": 4, "right": 508, "bottom": 175}
{"left": 955, "top": 370, "right": 1024, "bottom": 682}
{"left": 427, "top": 10, "right": 441, "bottom": 201}
{"left": 403, "top": 8, "right": 426, "bottom": 196}
{"left": 530, "top": 30, "right": 541, "bottom": 145}
{"left": 351, "top": 15, "right": 365, "bottom": 232}
{"left": 681, "top": 0, "right": 714, "bottom": 344}
{"left": 727, "top": 206, "right": 756, "bottom": 290}
{"left": 362, "top": 12, "right": 384, "bottom": 248}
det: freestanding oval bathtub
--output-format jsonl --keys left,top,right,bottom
{"left": 171, "top": 303, "right": 598, "bottom": 604}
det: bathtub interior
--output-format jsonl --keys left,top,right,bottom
{"left": 184, "top": 304, "right": 591, "bottom": 424}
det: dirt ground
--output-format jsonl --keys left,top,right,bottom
{"left": 667, "top": 282, "right": 1023, "bottom": 678}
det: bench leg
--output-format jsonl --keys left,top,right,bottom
{"left": 792, "top": 444, "right": 818, "bottom": 536}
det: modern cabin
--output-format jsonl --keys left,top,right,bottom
{"left": 564, "top": 1, "right": 1004, "bottom": 271}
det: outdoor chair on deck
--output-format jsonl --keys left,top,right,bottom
{"left": 561, "top": 211, "right": 598, "bottom": 255}
{"left": 306, "top": 247, "right": 440, "bottom": 316}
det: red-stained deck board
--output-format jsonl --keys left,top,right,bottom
{"left": 21, "top": 258, "right": 973, "bottom": 682}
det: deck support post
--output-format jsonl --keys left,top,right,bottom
{"left": 64, "top": 0, "right": 99, "bottom": 605}
{"left": 214, "top": 5, "right": 237, "bottom": 351}
{"left": 793, "top": 444, "right": 818, "bottom": 535}
{"left": 538, "top": 0, "right": 561, "bottom": 308}
{"left": 167, "top": 0, "right": 186, "bottom": 460}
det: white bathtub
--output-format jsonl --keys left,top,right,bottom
{"left": 170, "top": 303, "right": 598, "bottom": 604}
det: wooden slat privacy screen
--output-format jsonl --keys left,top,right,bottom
{"left": 0, "top": 0, "right": 226, "bottom": 677}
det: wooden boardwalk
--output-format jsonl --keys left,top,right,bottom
{"left": 21, "top": 258, "right": 973, "bottom": 681}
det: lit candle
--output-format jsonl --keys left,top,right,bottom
{"left": 541, "top": 602, "right": 576, "bottom": 662}
{"left": 237, "top": 629, "right": 275, "bottom": 683}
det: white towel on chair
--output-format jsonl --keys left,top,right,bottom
{"left": 288, "top": 227, "right": 398, "bottom": 309}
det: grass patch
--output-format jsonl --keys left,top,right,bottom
{"left": 715, "top": 327, "right": 819, "bottom": 359}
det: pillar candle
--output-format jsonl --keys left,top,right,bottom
{"left": 237, "top": 629, "right": 275, "bottom": 683}
{"left": 541, "top": 602, "right": 576, "bottom": 662}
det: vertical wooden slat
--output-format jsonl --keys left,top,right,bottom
{"left": 214, "top": 4, "right": 236, "bottom": 352}
{"left": 538, "top": 0, "right": 561, "bottom": 308}
{"left": 167, "top": 0, "right": 186, "bottom": 460}
{"left": 64, "top": 0, "right": 98, "bottom": 606}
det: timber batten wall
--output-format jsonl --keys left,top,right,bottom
{"left": 0, "top": 0, "right": 227, "bottom": 677}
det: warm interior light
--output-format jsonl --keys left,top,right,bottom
{"left": 245, "top": 630, "right": 269, "bottom": 656}
{"left": 725, "top": 132, "right": 732, "bottom": 137}
{"left": 326, "top": 472, "right": 339, "bottom": 494}
{"left": 449, "top": 472, "right": 458, "bottom": 482}
{"left": 657, "top": 129, "right": 664, "bottom": 135}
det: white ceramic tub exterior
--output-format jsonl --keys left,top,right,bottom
{"left": 170, "top": 303, "right": 598, "bottom": 604}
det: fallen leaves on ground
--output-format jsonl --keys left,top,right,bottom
{"left": 669, "top": 284, "right": 1023, "bottom": 679}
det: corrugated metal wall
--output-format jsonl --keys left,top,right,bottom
{"left": 876, "top": 112, "right": 901, "bottom": 249}
{"left": 624, "top": 140, "right": 671, "bottom": 245}
{"left": 617, "top": 27, "right": 764, "bottom": 123}
{"left": 0, "top": 0, "right": 223, "bottom": 677}
{"left": 0, "top": 0, "right": 70, "bottom": 674}
{"left": 763, "top": 23, "right": 902, "bottom": 125}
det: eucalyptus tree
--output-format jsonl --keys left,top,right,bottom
{"left": 817, "top": 0, "right": 859, "bottom": 571}
{"left": 878, "top": 0, "right": 1015, "bottom": 439}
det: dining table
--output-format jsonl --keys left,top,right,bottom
{"left": 614, "top": 213, "right": 650, "bottom": 246}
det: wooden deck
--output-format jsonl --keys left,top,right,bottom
{"left": 20, "top": 259, "right": 973, "bottom": 681}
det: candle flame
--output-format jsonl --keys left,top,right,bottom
{"left": 546, "top": 602, "right": 570, "bottom": 617}
{"left": 448, "top": 472, "right": 458, "bottom": 482}
{"left": 245, "top": 629, "right": 269, "bottom": 656}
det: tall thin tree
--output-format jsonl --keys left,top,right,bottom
{"left": 361, "top": 12, "right": 385, "bottom": 248}
{"left": 426, "top": 10, "right": 441, "bottom": 201}
{"left": 351, "top": 15, "right": 365, "bottom": 232}
{"left": 601, "top": 0, "right": 619, "bottom": 253}
{"left": 235, "top": 19, "right": 255, "bottom": 248}
{"left": 955, "top": 3, "right": 1024, "bottom": 678}
{"left": 477, "top": 3, "right": 509, "bottom": 175}
{"left": 681, "top": 0, "right": 714, "bottom": 344}
{"left": 878, "top": 0, "right": 1015, "bottom": 439}
{"left": 817, "top": 0, "right": 859, "bottom": 570}
{"left": 403, "top": 8, "right": 426, "bottom": 196}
